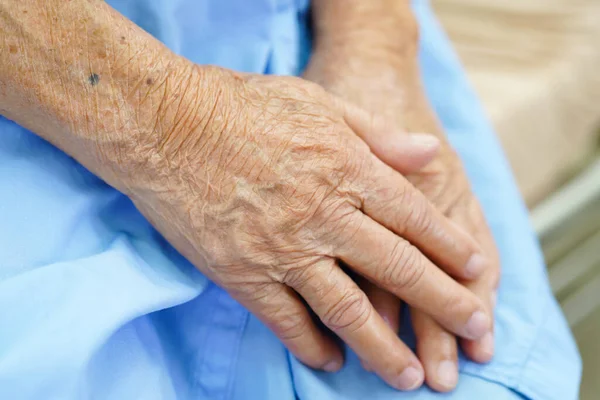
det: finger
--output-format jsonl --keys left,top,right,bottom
{"left": 285, "top": 258, "right": 424, "bottom": 391}
{"left": 412, "top": 309, "right": 459, "bottom": 392}
{"left": 454, "top": 209, "right": 500, "bottom": 363}
{"left": 460, "top": 270, "right": 498, "bottom": 363}
{"left": 331, "top": 95, "right": 484, "bottom": 281}
{"left": 238, "top": 282, "right": 343, "bottom": 372}
{"left": 358, "top": 278, "right": 402, "bottom": 372}
{"left": 331, "top": 96, "right": 441, "bottom": 173}
{"left": 333, "top": 211, "right": 491, "bottom": 341}
{"left": 356, "top": 154, "right": 488, "bottom": 280}
{"left": 359, "top": 278, "right": 402, "bottom": 333}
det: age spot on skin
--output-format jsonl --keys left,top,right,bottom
{"left": 9, "top": 45, "right": 17, "bottom": 54}
{"left": 146, "top": 77, "right": 153, "bottom": 85}
{"left": 88, "top": 73, "right": 100, "bottom": 86}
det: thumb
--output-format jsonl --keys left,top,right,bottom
{"left": 371, "top": 132, "right": 440, "bottom": 174}
{"left": 332, "top": 95, "right": 440, "bottom": 174}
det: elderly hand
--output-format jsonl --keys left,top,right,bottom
{"left": 304, "top": 34, "right": 500, "bottom": 392}
{"left": 114, "top": 66, "right": 494, "bottom": 391}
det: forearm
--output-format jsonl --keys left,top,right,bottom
{"left": 0, "top": 0, "right": 200, "bottom": 191}
{"left": 309, "top": 0, "right": 444, "bottom": 137}
{"left": 311, "top": 0, "right": 418, "bottom": 64}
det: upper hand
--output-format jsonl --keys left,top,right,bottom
{"left": 113, "top": 64, "right": 492, "bottom": 391}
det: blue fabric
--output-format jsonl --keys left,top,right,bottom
{"left": 0, "top": 1, "right": 581, "bottom": 399}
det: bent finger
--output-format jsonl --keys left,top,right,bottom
{"left": 285, "top": 258, "right": 424, "bottom": 391}
{"left": 239, "top": 282, "right": 343, "bottom": 371}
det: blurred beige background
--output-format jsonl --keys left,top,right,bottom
{"left": 433, "top": 1, "right": 600, "bottom": 398}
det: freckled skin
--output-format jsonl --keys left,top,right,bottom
{"left": 88, "top": 73, "right": 100, "bottom": 86}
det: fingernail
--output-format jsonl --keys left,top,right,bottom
{"left": 394, "top": 366, "right": 423, "bottom": 391}
{"left": 406, "top": 133, "right": 440, "bottom": 150}
{"left": 479, "top": 332, "right": 495, "bottom": 358}
{"left": 465, "top": 311, "right": 490, "bottom": 339}
{"left": 323, "top": 360, "right": 342, "bottom": 372}
{"left": 465, "top": 254, "right": 487, "bottom": 279}
{"left": 436, "top": 360, "right": 458, "bottom": 389}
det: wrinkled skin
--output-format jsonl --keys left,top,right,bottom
{"left": 304, "top": 44, "right": 501, "bottom": 392}
{"left": 118, "top": 66, "right": 493, "bottom": 391}
{"left": 0, "top": 0, "right": 491, "bottom": 393}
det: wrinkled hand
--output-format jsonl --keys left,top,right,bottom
{"left": 117, "top": 65, "right": 492, "bottom": 391}
{"left": 304, "top": 48, "right": 500, "bottom": 392}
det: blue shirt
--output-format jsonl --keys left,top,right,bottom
{"left": 0, "top": 1, "right": 581, "bottom": 399}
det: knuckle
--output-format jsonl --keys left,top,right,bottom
{"left": 245, "top": 285, "right": 313, "bottom": 342}
{"left": 379, "top": 242, "right": 425, "bottom": 291}
{"left": 318, "top": 202, "right": 360, "bottom": 236}
{"left": 396, "top": 258, "right": 426, "bottom": 291}
{"left": 337, "top": 144, "right": 368, "bottom": 183}
{"left": 283, "top": 264, "right": 320, "bottom": 290}
{"left": 301, "top": 192, "right": 361, "bottom": 245}
{"left": 332, "top": 210, "right": 364, "bottom": 243}
{"left": 279, "top": 164, "right": 363, "bottom": 239}
{"left": 233, "top": 281, "right": 285, "bottom": 308}
{"left": 378, "top": 241, "right": 407, "bottom": 283}
{"left": 322, "top": 290, "right": 371, "bottom": 333}
{"left": 272, "top": 309, "right": 311, "bottom": 341}
{"left": 403, "top": 198, "right": 435, "bottom": 238}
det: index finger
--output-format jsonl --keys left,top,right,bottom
{"left": 332, "top": 211, "right": 492, "bottom": 341}
{"left": 356, "top": 153, "right": 488, "bottom": 280}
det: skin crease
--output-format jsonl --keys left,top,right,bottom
{"left": 307, "top": 0, "right": 501, "bottom": 392}
{"left": 0, "top": 0, "right": 494, "bottom": 392}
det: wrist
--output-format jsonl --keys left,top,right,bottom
{"left": 305, "top": 48, "right": 445, "bottom": 141}
{"left": 305, "top": 44, "right": 424, "bottom": 112}
{"left": 311, "top": 1, "right": 420, "bottom": 62}
{"left": 0, "top": 0, "right": 201, "bottom": 194}
{"left": 101, "top": 59, "right": 212, "bottom": 194}
{"left": 112, "top": 63, "right": 242, "bottom": 198}
{"left": 58, "top": 50, "right": 198, "bottom": 195}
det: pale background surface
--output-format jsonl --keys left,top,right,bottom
{"left": 434, "top": 0, "right": 600, "bottom": 205}
{"left": 434, "top": 1, "right": 600, "bottom": 398}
